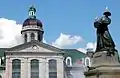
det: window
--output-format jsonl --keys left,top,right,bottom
{"left": 31, "top": 33, "right": 35, "bottom": 40}
{"left": 31, "top": 59, "right": 39, "bottom": 78}
{"left": 38, "top": 34, "right": 41, "bottom": 41}
{"left": 29, "top": 11, "right": 35, "bottom": 17}
{"left": 67, "top": 59, "right": 70, "bottom": 66}
{"left": 24, "top": 34, "right": 27, "bottom": 43}
{"left": 86, "top": 59, "right": 89, "bottom": 66}
{"left": 66, "top": 57, "right": 72, "bottom": 66}
{"left": 12, "top": 59, "right": 21, "bottom": 78}
{"left": 38, "top": 32, "right": 43, "bottom": 41}
{"left": 49, "top": 59, "right": 57, "bottom": 78}
{"left": 85, "top": 57, "right": 91, "bottom": 66}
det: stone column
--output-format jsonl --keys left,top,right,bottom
{"left": 22, "top": 34, "right": 25, "bottom": 43}
{"left": 9, "top": 58, "right": 12, "bottom": 78}
{"left": 21, "top": 58, "right": 28, "bottom": 78}
{"left": 35, "top": 32, "right": 38, "bottom": 40}
{"left": 25, "top": 58, "right": 28, "bottom": 78}
{"left": 46, "top": 59, "right": 49, "bottom": 78}
{"left": 21, "top": 58, "right": 24, "bottom": 78}
{"left": 27, "top": 32, "right": 31, "bottom": 42}
{"left": 28, "top": 59, "right": 31, "bottom": 78}
{"left": 4, "top": 57, "right": 12, "bottom": 78}
{"left": 39, "top": 58, "right": 46, "bottom": 78}
{"left": 57, "top": 58, "right": 64, "bottom": 78}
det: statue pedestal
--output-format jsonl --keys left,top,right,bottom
{"left": 84, "top": 51, "right": 120, "bottom": 78}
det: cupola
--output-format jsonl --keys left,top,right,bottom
{"left": 21, "top": 5, "right": 44, "bottom": 43}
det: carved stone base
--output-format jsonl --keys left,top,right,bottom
{"left": 92, "top": 51, "right": 120, "bottom": 67}
{"left": 84, "top": 65, "right": 120, "bottom": 78}
{"left": 84, "top": 51, "right": 120, "bottom": 78}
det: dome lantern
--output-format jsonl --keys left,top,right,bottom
{"left": 22, "top": 5, "right": 42, "bottom": 27}
{"left": 29, "top": 5, "right": 36, "bottom": 18}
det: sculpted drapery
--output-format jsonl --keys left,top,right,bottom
{"left": 94, "top": 10, "right": 116, "bottom": 54}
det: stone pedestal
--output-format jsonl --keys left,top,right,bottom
{"left": 84, "top": 51, "right": 120, "bottom": 78}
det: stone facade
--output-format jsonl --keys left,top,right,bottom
{"left": 4, "top": 41, "right": 64, "bottom": 78}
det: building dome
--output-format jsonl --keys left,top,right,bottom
{"left": 23, "top": 18, "right": 42, "bottom": 27}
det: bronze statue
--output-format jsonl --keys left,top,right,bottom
{"left": 94, "top": 8, "right": 116, "bottom": 55}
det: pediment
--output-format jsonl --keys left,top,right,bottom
{"left": 6, "top": 40, "right": 64, "bottom": 53}
{"left": 19, "top": 45, "right": 53, "bottom": 52}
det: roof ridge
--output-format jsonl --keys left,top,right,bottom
{"left": 61, "top": 49, "right": 86, "bottom": 55}
{"left": 7, "top": 40, "right": 65, "bottom": 53}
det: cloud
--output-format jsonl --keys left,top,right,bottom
{"left": 0, "top": 18, "right": 23, "bottom": 48}
{"left": 43, "top": 37, "right": 47, "bottom": 43}
{"left": 52, "top": 33, "right": 83, "bottom": 48}
{"left": 0, "top": 17, "right": 96, "bottom": 54}
{"left": 0, "top": 18, "right": 48, "bottom": 48}
{"left": 78, "top": 42, "right": 96, "bottom": 53}
{"left": 86, "top": 42, "right": 96, "bottom": 51}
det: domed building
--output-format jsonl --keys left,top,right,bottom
{"left": 0, "top": 6, "right": 91, "bottom": 78}
{"left": 21, "top": 5, "right": 44, "bottom": 42}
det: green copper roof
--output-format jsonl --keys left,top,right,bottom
{"left": 29, "top": 5, "right": 36, "bottom": 12}
{"left": 62, "top": 49, "right": 86, "bottom": 64}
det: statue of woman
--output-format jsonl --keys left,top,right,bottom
{"left": 94, "top": 8, "right": 116, "bottom": 54}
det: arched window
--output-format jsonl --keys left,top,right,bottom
{"left": 85, "top": 57, "right": 91, "bottom": 67}
{"left": 29, "top": 11, "right": 35, "bottom": 17}
{"left": 67, "top": 59, "right": 70, "bottom": 66}
{"left": 38, "top": 32, "right": 43, "bottom": 41}
{"left": 24, "top": 34, "right": 27, "bottom": 43}
{"left": 12, "top": 59, "right": 21, "bottom": 78}
{"left": 31, "top": 33, "right": 35, "bottom": 41}
{"left": 31, "top": 59, "right": 39, "bottom": 78}
{"left": 49, "top": 59, "right": 57, "bottom": 78}
{"left": 86, "top": 59, "right": 89, "bottom": 66}
{"left": 38, "top": 33, "right": 41, "bottom": 41}
{"left": 66, "top": 57, "right": 72, "bottom": 66}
